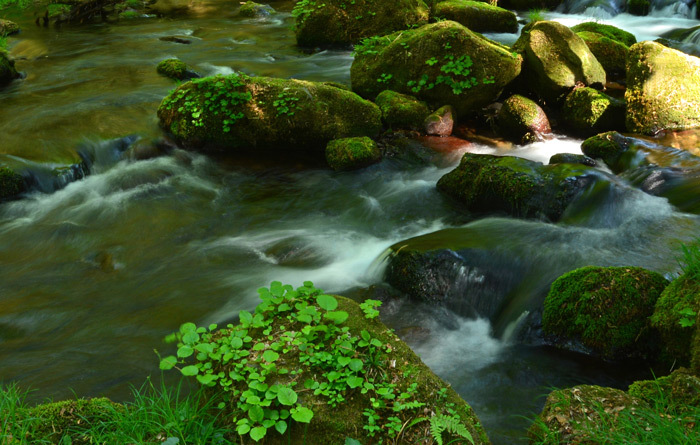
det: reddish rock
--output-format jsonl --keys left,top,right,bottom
{"left": 424, "top": 105, "right": 454, "bottom": 136}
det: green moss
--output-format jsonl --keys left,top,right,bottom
{"left": 351, "top": 21, "right": 521, "bottom": 116}
{"left": 628, "top": 0, "right": 650, "bottom": 16}
{"left": 529, "top": 385, "right": 643, "bottom": 444}
{"left": 512, "top": 20, "right": 606, "bottom": 103}
{"left": 626, "top": 41, "right": 700, "bottom": 135}
{"left": 571, "top": 22, "right": 636, "bottom": 47}
{"left": 498, "top": 0, "right": 562, "bottom": 10}
{"left": 580, "top": 131, "right": 635, "bottom": 173}
{"left": 21, "top": 398, "right": 121, "bottom": 443}
{"left": 239, "top": 1, "right": 275, "bottom": 17}
{"left": 629, "top": 368, "right": 700, "bottom": 412}
{"left": 0, "top": 166, "right": 24, "bottom": 200}
{"left": 158, "top": 74, "right": 382, "bottom": 153}
{"left": 0, "top": 50, "right": 19, "bottom": 87}
{"left": 432, "top": 0, "right": 518, "bottom": 34}
{"left": 374, "top": 90, "right": 430, "bottom": 130}
{"left": 436, "top": 153, "right": 596, "bottom": 221}
{"left": 650, "top": 275, "right": 700, "bottom": 366}
{"left": 156, "top": 58, "right": 189, "bottom": 80}
{"left": 497, "top": 94, "right": 550, "bottom": 143}
{"left": 561, "top": 87, "right": 625, "bottom": 136}
{"left": 325, "top": 136, "right": 381, "bottom": 170}
{"left": 543, "top": 266, "right": 669, "bottom": 359}
{"left": 293, "top": 0, "right": 430, "bottom": 47}
{"left": 576, "top": 31, "right": 629, "bottom": 79}
{"left": 118, "top": 9, "right": 141, "bottom": 19}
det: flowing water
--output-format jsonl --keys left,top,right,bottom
{"left": 1, "top": 2, "right": 700, "bottom": 443}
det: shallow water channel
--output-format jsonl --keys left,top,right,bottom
{"left": 1, "top": 2, "right": 700, "bottom": 443}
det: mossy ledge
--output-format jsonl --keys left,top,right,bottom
{"left": 157, "top": 74, "right": 382, "bottom": 153}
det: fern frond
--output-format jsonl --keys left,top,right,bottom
{"left": 430, "top": 413, "right": 475, "bottom": 445}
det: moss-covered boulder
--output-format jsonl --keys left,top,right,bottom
{"left": 561, "top": 87, "right": 625, "bottom": 136}
{"left": 375, "top": 90, "right": 430, "bottom": 130}
{"left": 21, "top": 398, "right": 121, "bottom": 443}
{"left": 157, "top": 74, "right": 382, "bottom": 153}
{"left": 543, "top": 266, "right": 669, "bottom": 360}
{"left": 528, "top": 385, "right": 646, "bottom": 444}
{"left": 351, "top": 21, "right": 522, "bottom": 116}
{"left": 424, "top": 105, "right": 454, "bottom": 136}
{"left": 432, "top": 0, "right": 518, "bottom": 34}
{"left": 497, "top": 94, "right": 551, "bottom": 143}
{"left": 325, "top": 136, "right": 381, "bottom": 170}
{"left": 626, "top": 41, "right": 700, "bottom": 135}
{"left": 512, "top": 21, "right": 606, "bottom": 103}
{"left": 0, "top": 50, "right": 19, "bottom": 87}
{"left": 0, "top": 19, "right": 19, "bottom": 37}
{"left": 571, "top": 22, "right": 636, "bottom": 47}
{"left": 629, "top": 368, "right": 700, "bottom": 411}
{"left": 576, "top": 31, "right": 630, "bottom": 80}
{"left": 436, "top": 153, "right": 601, "bottom": 221}
{"left": 238, "top": 1, "right": 275, "bottom": 17}
{"left": 156, "top": 58, "right": 199, "bottom": 81}
{"left": 580, "top": 131, "right": 638, "bottom": 173}
{"left": 650, "top": 275, "right": 700, "bottom": 366}
{"left": 293, "top": 0, "right": 430, "bottom": 47}
{"left": 164, "top": 283, "right": 490, "bottom": 444}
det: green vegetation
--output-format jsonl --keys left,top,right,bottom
{"left": 0, "top": 378, "right": 231, "bottom": 444}
{"left": 325, "top": 136, "right": 381, "bottom": 171}
{"left": 527, "top": 8, "right": 545, "bottom": 22}
{"left": 160, "top": 281, "right": 485, "bottom": 444}
{"left": 156, "top": 58, "right": 189, "bottom": 81}
{"left": 530, "top": 377, "right": 700, "bottom": 444}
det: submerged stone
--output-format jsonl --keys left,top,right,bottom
{"left": 294, "top": 0, "right": 430, "bottom": 47}
{"left": 543, "top": 266, "right": 668, "bottom": 360}
{"left": 156, "top": 58, "right": 199, "bottom": 80}
{"left": 157, "top": 74, "right": 382, "bottom": 153}
{"left": 626, "top": 41, "right": 700, "bottom": 135}
{"left": 0, "top": 19, "right": 19, "bottom": 37}
{"left": 432, "top": 0, "right": 518, "bottom": 34}
{"left": 351, "top": 21, "right": 522, "bottom": 116}
{"left": 238, "top": 1, "right": 275, "bottom": 17}
{"left": 549, "top": 153, "right": 596, "bottom": 166}
{"left": 512, "top": 20, "right": 606, "bottom": 103}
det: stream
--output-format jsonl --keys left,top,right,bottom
{"left": 1, "top": 1, "right": 700, "bottom": 443}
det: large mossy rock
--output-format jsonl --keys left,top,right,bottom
{"left": 157, "top": 74, "right": 382, "bottom": 153}
{"left": 497, "top": 94, "right": 551, "bottom": 143}
{"left": 580, "top": 131, "right": 640, "bottom": 173}
{"left": 626, "top": 41, "right": 700, "bottom": 135}
{"left": 561, "top": 87, "right": 625, "bottom": 136}
{"left": 436, "top": 153, "right": 599, "bottom": 221}
{"left": 293, "top": 0, "right": 430, "bottom": 47}
{"left": 543, "top": 266, "right": 668, "bottom": 360}
{"left": 166, "top": 284, "right": 490, "bottom": 444}
{"left": 528, "top": 385, "right": 646, "bottom": 444}
{"left": 0, "top": 50, "right": 19, "bottom": 87}
{"left": 512, "top": 21, "right": 606, "bottom": 103}
{"left": 351, "top": 21, "right": 522, "bottom": 116}
{"left": 650, "top": 274, "right": 700, "bottom": 366}
{"left": 375, "top": 90, "right": 430, "bottom": 130}
{"left": 432, "top": 0, "right": 518, "bottom": 34}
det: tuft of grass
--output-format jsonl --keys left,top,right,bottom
{"left": 1, "top": 378, "right": 234, "bottom": 444}
{"left": 679, "top": 240, "right": 700, "bottom": 280}
{"left": 527, "top": 9, "right": 545, "bottom": 23}
{"left": 0, "top": 37, "right": 6, "bottom": 50}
